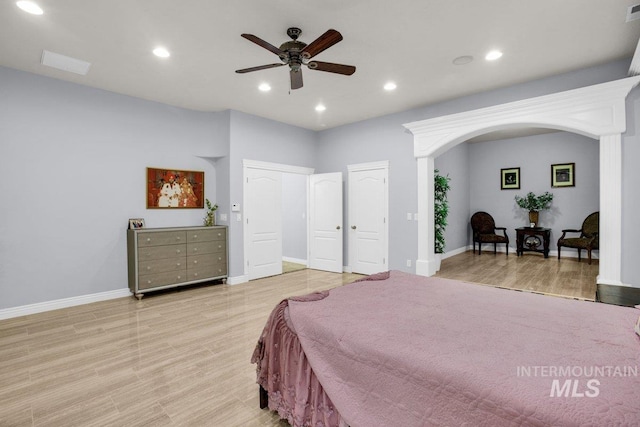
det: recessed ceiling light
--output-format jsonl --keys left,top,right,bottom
{"left": 384, "top": 82, "right": 397, "bottom": 91}
{"left": 452, "top": 55, "right": 474, "bottom": 65}
{"left": 16, "top": 1, "right": 43, "bottom": 15}
{"left": 153, "top": 47, "right": 170, "bottom": 58}
{"left": 258, "top": 83, "right": 271, "bottom": 92}
{"left": 315, "top": 104, "right": 326, "bottom": 112}
{"left": 485, "top": 50, "right": 503, "bottom": 61}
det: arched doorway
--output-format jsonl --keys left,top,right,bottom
{"left": 404, "top": 76, "right": 640, "bottom": 286}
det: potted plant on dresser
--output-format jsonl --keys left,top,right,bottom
{"left": 515, "top": 191, "right": 553, "bottom": 227}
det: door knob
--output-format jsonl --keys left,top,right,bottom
{"left": 336, "top": 226, "right": 341, "bottom": 230}
{"left": 351, "top": 225, "right": 357, "bottom": 230}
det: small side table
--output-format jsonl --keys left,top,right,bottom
{"left": 516, "top": 227, "right": 551, "bottom": 258}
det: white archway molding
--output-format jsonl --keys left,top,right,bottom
{"left": 404, "top": 76, "right": 640, "bottom": 285}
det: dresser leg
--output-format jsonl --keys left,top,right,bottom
{"left": 135, "top": 293, "right": 144, "bottom": 300}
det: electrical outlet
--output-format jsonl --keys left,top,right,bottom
{"left": 407, "top": 212, "right": 412, "bottom": 220}
{"left": 406, "top": 259, "right": 412, "bottom": 267}
{"left": 219, "top": 213, "right": 227, "bottom": 222}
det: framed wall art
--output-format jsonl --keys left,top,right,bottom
{"left": 551, "top": 163, "right": 575, "bottom": 187}
{"left": 500, "top": 167, "right": 520, "bottom": 190}
{"left": 146, "top": 167, "right": 204, "bottom": 209}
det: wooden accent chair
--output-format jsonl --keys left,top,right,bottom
{"left": 557, "top": 212, "right": 599, "bottom": 264}
{"left": 470, "top": 211, "right": 509, "bottom": 255}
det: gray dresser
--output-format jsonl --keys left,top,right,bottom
{"left": 127, "top": 226, "right": 227, "bottom": 299}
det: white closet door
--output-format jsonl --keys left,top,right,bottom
{"left": 309, "top": 172, "right": 343, "bottom": 273}
{"left": 246, "top": 168, "right": 282, "bottom": 280}
{"left": 349, "top": 165, "right": 388, "bottom": 275}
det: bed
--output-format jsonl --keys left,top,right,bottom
{"left": 251, "top": 270, "right": 640, "bottom": 426}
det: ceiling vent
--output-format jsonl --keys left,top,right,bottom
{"left": 626, "top": 4, "right": 640, "bottom": 22}
{"left": 41, "top": 50, "right": 91, "bottom": 75}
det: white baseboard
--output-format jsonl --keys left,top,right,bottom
{"left": 282, "top": 256, "right": 308, "bottom": 265}
{"left": 226, "top": 274, "right": 249, "bottom": 285}
{"left": 442, "top": 246, "right": 470, "bottom": 259}
{"left": 0, "top": 288, "right": 132, "bottom": 320}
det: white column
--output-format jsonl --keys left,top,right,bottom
{"left": 416, "top": 156, "right": 439, "bottom": 276}
{"left": 598, "top": 134, "right": 622, "bottom": 285}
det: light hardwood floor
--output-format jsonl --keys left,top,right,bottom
{"left": 0, "top": 271, "right": 362, "bottom": 427}
{"left": 0, "top": 254, "right": 596, "bottom": 426}
{"left": 435, "top": 250, "right": 598, "bottom": 300}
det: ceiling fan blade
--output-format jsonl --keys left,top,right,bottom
{"left": 241, "top": 34, "right": 284, "bottom": 56}
{"left": 301, "top": 29, "right": 343, "bottom": 59}
{"left": 290, "top": 69, "right": 303, "bottom": 90}
{"left": 308, "top": 61, "right": 356, "bottom": 75}
{"left": 235, "top": 63, "right": 285, "bottom": 74}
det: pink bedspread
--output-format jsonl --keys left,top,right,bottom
{"left": 254, "top": 271, "right": 640, "bottom": 426}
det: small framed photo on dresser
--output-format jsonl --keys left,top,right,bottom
{"left": 128, "top": 218, "right": 145, "bottom": 229}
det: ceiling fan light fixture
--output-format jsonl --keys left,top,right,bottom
{"left": 16, "top": 1, "right": 43, "bottom": 15}
{"left": 485, "top": 50, "right": 503, "bottom": 61}
{"left": 315, "top": 104, "right": 326, "bottom": 112}
{"left": 153, "top": 47, "right": 170, "bottom": 58}
{"left": 258, "top": 83, "right": 271, "bottom": 92}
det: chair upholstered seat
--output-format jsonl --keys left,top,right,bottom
{"left": 477, "top": 233, "right": 508, "bottom": 244}
{"left": 470, "top": 211, "right": 509, "bottom": 255}
{"left": 557, "top": 212, "right": 599, "bottom": 264}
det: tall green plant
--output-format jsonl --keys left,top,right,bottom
{"left": 434, "top": 170, "right": 451, "bottom": 254}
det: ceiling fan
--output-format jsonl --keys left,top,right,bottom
{"left": 235, "top": 27, "right": 356, "bottom": 90}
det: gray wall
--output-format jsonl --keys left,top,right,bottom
{"left": 315, "top": 59, "right": 635, "bottom": 281}
{"left": 434, "top": 142, "right": 470, "bottom": 253}
{"left": 227, "top": 110, "right": 316, "bottom": 277}
{"left": 0, "top": 66, "right": 223, "bottom": 309}
{"left": 468, "top": 132, "right": 600, "bottom": 252}
{"left": 2, "top": 56, "right": 639, "bottom": 312}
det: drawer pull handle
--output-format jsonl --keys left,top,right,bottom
{"left": 193, "top": 234, "right": 198, "bottom": 239}
{"left": 218, "top": 245, "right": 222, "bottom": 249}
{"left": 177, "top": 263, "right": 181, "bottom": 267}
{"left": 217, "top": 233, "right": 221, "bottom": 237}
{"left": 146, "top": 238, "right": 151, "bottom": 242}
{"left": 147, "top": 266, "right": 151, "bottom": 270}
{"left": 147, "top": 280, "right": 152, "bottom": 284}
{"left": 177, "top": 276, "right": 181, "bottom": 280}
{"left": 194, "top": 248, "right": 198, "bottom": 252}
{"left": 176, "top": 249, "right": 181, "bottom": 253}
{"left": 194, "top": 260, "right": 198, "bottom": 264}
{"left": 218, "top": 257, "right": 222, "bottom": 261}
{"left": 194, "top": 273, "right": 198, "bottom": 277}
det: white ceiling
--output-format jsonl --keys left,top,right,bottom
{"left": 2, "top": 0, "right": 640, "bottom": 131}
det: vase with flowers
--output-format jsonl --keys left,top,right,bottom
{"left": 515, "top": 191, "right": 553, "bottom": 227}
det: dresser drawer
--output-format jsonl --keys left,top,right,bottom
{"left": 137, "top": 231, "right": 186, "bottom": 247}
{"left": 187, "top": 228, "right": 226, "bottom": 243}
{"left": 186, "top": 253, "right": 226, "bottom": 269}
{"left": 138, "top": 256, "right": 186, "bottom": 276}
{"left": 186, "top": 264, "right": 227, "bottom": 281}
{"left": 138, "top": 244, "right": 186, "bottom": 261}
{"left": 187, "top": 240, "right": 225, "bottom": 256}
{"left": 138, "top": 270, "right": 187, "bottom": 290}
